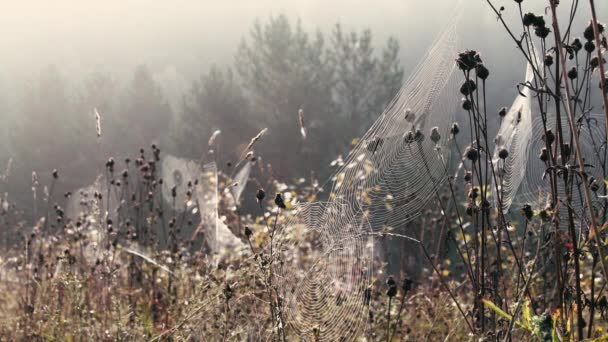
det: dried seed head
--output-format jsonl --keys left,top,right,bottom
{"left": 404, "top": 108, "right": 415, "bottom": 122}
{"left": 464, "top": 171, "right": 472, "bottom": 183}
{"left": 456, "top": 50, "right": 480, "bottom": 71}
{"left": 522, "top": 204, "right": 534, "bottom": 221}
{"left": 571, "top": 38, "right": 583, "bottom": 53}
{"left": 539, "top": 147, "right": 549, "bottom": 162}
{"left": 461, "top": 98, "right": 472, "bottom": 111}
{"left": 499, "top": 107, "right": 507, "bottom": 117}
{"left": 498, "top": 148, "right": 509, "bottom": 159}
{"left": 430, "top": 127, "right": 441, "bottom": 143}
{"left": 584, "top": 21, "right": 605, "bottom": 41}
{"left": 584, "top": 41, "right": 596, "bottom": 53}
{"left": 460, "top": 80, "right": 477, "bottom": 96}
{"left": 244, "top": 226, "right": 253, "bottom": 238}
{"left": 542, "top": 130, "right": 555, "bottom": 146}
{"left": 476, "top": 63, "right": 489, "bottom": 80}
{"left": 256, "top": 188, "right": 266, "bottom": 202}
{"left": 451, "top": 122, "right": 460, "bottom": 136}
{"left": 535, "top": 25, "right": 550, "bottom": 39}
{"left": 544, "top": 54, "right": 554, "bottom": 67}
{"left": 465, "top": 147, "right": 479, "bottom": 163}
{"left": 274, "top": 193, "right": 286, "bottom": 209}
{"left": 52, "top": 169, "right": 58, "bottom": 179}
{"left": 567, "top": 67, "right": 578, "bottom": 80}
{"left": 522, "top": 13, "right": 536, "bottom": 27}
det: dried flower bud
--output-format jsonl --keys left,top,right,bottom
{"left": 244, "top": 226, "right": 253, "bottom": 238}
{"left": 544, "top": 54, "right": 554, "bottom": 67}
{"left": 584, "top": 41, "right": 596, "bottom": 53}
{"left": 522, "top": 13, "right": 536, "bottom": 27}
{"left": 171, "top": 186, "right": 177, "bottom": 198}
{"left": 52, "top": 169, "right": 58, "bottom": 179}
{"left": 535, "top": 26, "right": 551, "bottom": 39}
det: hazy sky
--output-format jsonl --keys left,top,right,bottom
{"left": 1, "top": 0, "right": 454, "bottom": 76}
{"left": 1, "top": 0, "right": 605, "bottom": 103}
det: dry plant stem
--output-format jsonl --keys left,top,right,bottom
{"left": 588, "top": 0, "right": 608, "bottom": 136}
{"left": 419, "top": 242, "right": 475, "bottom": 334}
{"left": 503, "top": 223, "right": 543, "bottom": 342}
{"left": 549, "top": 0, "right": 608, "bottom": 314}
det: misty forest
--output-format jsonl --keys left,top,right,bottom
{"left": 1, "top": 0, "right": 608, "bottom": 340}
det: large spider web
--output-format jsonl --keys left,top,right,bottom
{"left": 512, "top": 112, "right": 608, "bottom": 224}
{"left": 491, "top": 62, "right": 535, "bottom": 212}
{"left": 272, "top": 14, "right": 463, "bottom": 340}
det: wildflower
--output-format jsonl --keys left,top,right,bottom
{"left": 460, "top": 80, "right": 477, "bottom": 96}
{"left": 256, "top": 188, "right": 266, "bottom": 202}
{"left": 274, "top": 193, "right": 286, "bottom": 209}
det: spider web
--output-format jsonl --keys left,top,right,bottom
{"left": 272, "top": 13, "right": 463, "bottom": 340}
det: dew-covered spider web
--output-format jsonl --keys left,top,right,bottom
{"left": 511, "top": 111, "right": 608, "bottom": 227}
{"left": 491, "top": 61, "right": 535, "bottom": 213}
{"left": 274, "top": 201, "right": 374, "bottom": 340}
{"left": 271, "top": 12, "right": 464, "bottom": 340}
{"left": 329, "top": 20, "right": 462, "bottom": 231}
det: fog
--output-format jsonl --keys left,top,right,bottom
{"left": 0, "top": 0, "right": 606, "bottom": 215}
